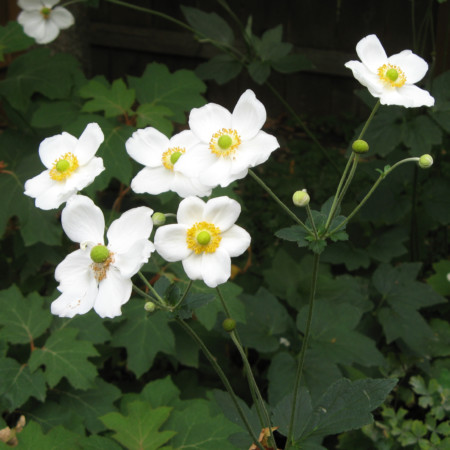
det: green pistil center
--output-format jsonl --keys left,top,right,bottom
{"left": 90, "top": 245, "right": 110, "bottom": 263}
{"left": 55, "top": 159, "right": 70, "bottom": 173}
{"left": 40, "top": 7, "right": 51, "bottom": 19}
{"left": 170, "top": 151, "right": 182, "bottom": 165}
{"left": 386, "top": 68, "right": 399, "bottom": 82}
{"left": 196, "top": 231, "right": 211, "bottom": 245}
{"left": 217, "top": 135, "right": 232, "bottom": 150}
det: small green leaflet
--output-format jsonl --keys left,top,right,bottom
{"left": 100, "top": 401, "right": 176, "bottom": 450}
{"left": 28, "top": 328, "right": 99, "bottom": 390}
{"left": 0, "top": 285, "right": 52, "bottom": 344}
{"left": 0, "top": 21, "right": 34, "bottom": 62}
{"left": 80, "top": 78, "right": 135, "bottom": 118}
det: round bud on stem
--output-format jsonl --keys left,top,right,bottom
{"left": 152, "top": 212, "right": 166, "bottom": 226}
{"left": 222, "top": 318, "right": 236, "bottom": 332}
{"left": 418, "top": 154, "right": 433, "bottom": 169}
{"left": 352, "top": 139, "right": 369, "bottom": 154}
{"left": 144, "top": 301, "right": 156, "bottom": 312}
{"left": 292, "top": 189, "right": 310, "bottom": 207}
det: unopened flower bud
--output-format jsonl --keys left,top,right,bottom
{"left": 418, "top": 154, "right": 433, "bottom": 169}
{"left": 144, "top": 301, "right": 156, "bottom": 312}
{"left": 222, "top": 318, "right": 236, "bottom": 332}
{"left": 352, "top": 139, "right": 369, "bottom": 154}
{"left": 292, "top": 189, "right": 310, "bottom": 207}
{"left": 152, "top": 212, "right": 166, "bottom": 226}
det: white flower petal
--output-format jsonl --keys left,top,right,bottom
{"left": 154, "top": 224, "right": 191, "bottom": 261}
{"left": 36, "top": 20, "right": 60, "bottom": 44}
{"left": 170, "top": 172, "right": 212, "bottom": 198}
{"left": 381, "top": 84, "right": 435, "bottom": 107}
{"left": 24, "top": 170, "right": 54, "bottom": 199}
{"left": 232, "top": 90, "right": 267, "bottom": 140}
{"left": 51, "top": 278, "right": 98, "bottom": 318}
{"left": 39, "top": 132, "right": 78, "bottom": 169}
{"left": 355, "top": 34, "right": 387, "bottom": 72}
{"left": 201, "top": 250, "right": 231, "bottom": 288}
{"left": 177, "top": 196, "right": 205, "bottom": 226}
{"left": 18, "top": 0, "right": 47, "bottom": 10}
{"left": 189, "top": 103, "right": 232, "bottom": 143}
{"left": 169, "top": 129, "right": 201, "bottom": 149}
{"left": 220, "top": 225, "right": 251, "bottom": 257}
{"left": 344, "top": 61, "right": 384, "bottom": 95}
{"left": 174, "top": 144, "right": 218, "bottom": 178}
{"left": 74, "top": 123, "right": 104, "bottom": 165}
{"left": 62, "top": 195, "right": 105, "bottom": 244}
{"left": 34, "top": 183, "right": 76, "bottom": 210}
{"left": 199, "top": 157, "right": 235, "bottom": 188}
{"left": 203, "top": 196, "right": 241, "bottom": 232}
{"left": 130, "top": 166, "right": 175, "bottom": 195}
{"left": 107, "top": 206, "right": 154, "bottom": 254}
{"left": 50, "top": 6, "right": 75, "bottom": 30}
{"left": 126, "top": 127, "right": 169, "bottom": 167}
{"left": 94, "top": 269, "right": 132, "bottom": 318}
{"left": 114, "top": 239, "right": 155, "bottom": 278}
{"left": 65, "top": 156, "right": 105, "bottom": 191}
{"left": 388, "top": 50, "right": 429, "bottom": 85}
{"left": 182, "top": 253, "right": 203, "bottom": 281}
{"left": 55, "top": 249, "right": 93, "bottom": 294}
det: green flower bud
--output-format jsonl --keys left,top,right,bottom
{"left": 292, "top": 189, "right": 310, "bottom": 207}
{"left": 144, "top": 301, "right": 156, "bottom": 312}
{"left": 352, "top": 139, "right": 369, "bottom": 154}
{"left": 90, "top": 245, "right": 109, "bottom": 263}
{"left": 152, "top": 212, "right": 166, "bottom": 226}
{"left": 197, "top": 230, "right": 211, "bottom": 245}
{"left": 418, "top": 154, "right": 433, "bottom": 169}
{"left": 222, "top": 318, "right": 236, "bottom": 332}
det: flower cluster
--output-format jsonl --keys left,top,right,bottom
{"left": 17, "top": 0, "right": 75, "bottom": 45}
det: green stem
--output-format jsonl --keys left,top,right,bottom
{"left": 172, "top": 280, "right": 193, "bottom": 310}
{"left": 357, "top": 100, "right": 380, "bottom": 141}
{"left": 265, "top": 82, "right": 340, "bottom": 175}
{"left": 248, "top": 169, "right": 311, "bottom": 233}
{"left": 175, "top": 317, "right": 264, "bottom": 450}
{"left": 131, "top": 284, "right": 162, "bottom": 306}
{"left": 305, "top": 204, "right": 318, "bottom": 240}
{"left": 286, "top": 253, "right": 320, "bottom": 449}
{"left": 329, "top": 157, "right": 420, "bottom": 234}
{"left": 137, "top": 271, "right": 167, "bottom": 306}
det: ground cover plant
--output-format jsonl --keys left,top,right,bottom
{"left": 0, "top": 1, "right": 449, "bottom": 449}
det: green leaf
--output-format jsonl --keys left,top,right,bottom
{"left": 128, "top": 63, "right": 206, "bottom": 123}
{"left": 271, "top": 53, "right": 314, "bottom": 73}
{"left": 166, "top": 398, "right": 241, "bottom": 449}
{"left": 0, "top": 21, "right": 34, "bottom": 62}
{"left": 141, "top": 376, "right": 181, "bottom": 408}
{"left": 0, "top": 48, "right": 79, "bottom": 112}
{"left": 181, "top": 6, "right": 234, "bottom": 45}
{"left": 195, "top": 54, "right": 242, "bottom": 85}
{"left": 135, "top": 104, "right": 174, "bottom": 136}
{"left": 248, "top": 60, "right": 271, "bottom": 84}
{"left": 12, "top": 421, "right": 81, "bottom": 449}
{"left": 28, "top": 328, "right": 99, "bottom": 389}
{"left": 431, "top": 71, "right": 450, "bottom": 133}
{"left": 238, "top": 287, "right": 291, "bottom": 352}
{"left": 112, "top": 303, "right": 176, "bottom": 378}
{"left": 0, "top": 285, "right": 52, "bottom": 344}
{"left": 256, "top": 25, "right": 292, "bottom": 61}
{"left": 299, "top": 378, "right": 397, "bottom": 439}
{"left": 422, "top": 177, "right": 450, "bottom": 226}
{"left": 58, "top": 378, "right": 122, "bottom": 433}
{"left": 321, "top": 242, "right": 370, "bottom": 271}
{"left": 403, "top": 115, "right": 442, "bottom": 156}
{"left": 100, "top": 401, "right": 176, "bottom": 450}
{"left": 0, "top": 358, "right": 46, "bottom": 409}
{"left": 176, "top": 292, "right": 216, "bottom": 320}
{"left": 80, "top": 78, "right": 135, "bottom": 118}
{"left": 275, "top": 225, "right": 309, "bottom": 247}
{"left": 367, "top": 227, "right": 408, "bottom": 263}
{"left": 428, "top": 319, "right": 450, "bottom": 357}
{"left": 77, "top": 435, "right": 122, "bottom": 450}
{"left": 31, "top": 101, "right": 81, "bottom": 128}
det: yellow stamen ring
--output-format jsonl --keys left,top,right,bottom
{"left": 377, "top": 64, "right": 406, "bottom": 88}
{"left": 209, "top": 128, "right": 241, "bottom": 159}
{"left": 40, "top": 7, "right": 51, "bottom": 19}
{"left": 162, "top": 147, "right": 185, "bottom": 171}
{"left": 49, "top": 152, "right": 79, "bottom": 181}
{"left": 90, "top": 249, "right": 115, "bottom": 282}
{"left": 186, "top": 221, "right": 221, "bottom": 254}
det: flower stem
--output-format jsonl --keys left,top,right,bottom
{"left": 137, "top": 271, "right": 168, "bottom": 306}
{"left": 328, "top": 157, "right": 420, "bottom": 234}
{"left": 286, "top": 253, "right": 320, "bottom": 449}
{"left": 248, "top": 169, "right": 311, "bottom": 233}
{"left": 305, "top": 204, "right": 318, "bottom": 240}
{"left": 216, "top": 287, "right": 276, "bottom": 447}
{"left": 172, "top": 280, "right": 193, "bottom": 310}
{"left": 131, "top": 284, "right": 161, "bottom": 306}
{"left": 175, "top": 317, "right": 264, "bottom": 450}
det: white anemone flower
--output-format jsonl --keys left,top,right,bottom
{"left": 51, "top": 195, "right": 155, "bottom": 318}
{"left": 126, "top": 128, "right": 212, "bottom": 198}
{"left": 175, "top": 89, "right": 279, "bottom": 188}
{"left": 24, "top": 123, "right": 105, "bottom": 210}
{"left": 17, "top": 0, "right": 75, "bottom": 45}
{"left": 154, "top": 196, "right": 250, "bottom": 288}
{"left": 345, "top": 34, "right": 434, "bottom": 108}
